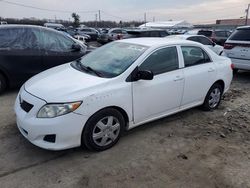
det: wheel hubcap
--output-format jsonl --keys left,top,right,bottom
{"left": 208, "top": 88, "right": 221, "bottom": 108}
{"left": 92, "top": 116, "right": 120, "bottom": 147}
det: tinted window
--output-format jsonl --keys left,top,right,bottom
{"left": 0, "top": 28, "right": 39, "bottom": 50}
{"left": 81, "top": 29, "right": 92, "bottom": 32}
{"left": 150, "top": 31, "right": 160, "bottom": 37}
{"left": 229, "top": 29, "right": 250, "bottom": 41}
{"left": 112, "top": 30, "right": 122, "bottom": 34}
{"left": 198, "top": 30, "right": 212, "bottom": 37}
{"left": 139, "top": 47, "right": 179, "bottom": 75}
{"left": 215, "top": 31, "right": 227, "bottom": 37}
{"left": 187, "top": 36, "right": 199, "bottom": 43}
{"left": 181, "top": 46, "right": 211, "bottom": 67}
{"left": 40, "top": 30, "right": 75, "bottom": 52}
{"left": 160, "top": 31, "right": 168, "bottom": 37}
{"left": 198, "top": 36, "right": 213, "bottom": 45}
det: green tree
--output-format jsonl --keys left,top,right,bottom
{"left": 71, "top": 13, "right": 80, "bottom": 28}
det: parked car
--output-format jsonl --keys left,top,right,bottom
{"left": 97, "top": 28, "right": 129, "bottom": 44}
{"left": 15, "top": 38, "right": 233, "bottom": 151}
{"left": 126, "top": 29, "right": 169, "bottom": 38}
{"left": 223, "top": 26, "right": 250, "bottom": 73}
{"left": 44, "top": 23, "right": 65, "bottom": 30}
{"left": 78, "top": 28, "right": 99, "bottom": 41}
{"left": 0, "top": 21, "right": 7, "bottom": 25}
{"left": 166, "top": 34, "right": 223, "bottom": 55}
{"left": 0, "top": 25, "right": 86, "bottom": 94}
{"left": 186, "top": 29, "right": 231, "bottom": 45}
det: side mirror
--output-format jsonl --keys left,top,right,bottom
{"left": 137, "top": 70, "right": 154, "bottom": 80}
{"left": 212, "top": 42, "right": 216, "bottom": 47}
{"left": 71, "top": 43, "right": 81, "bottom": 52}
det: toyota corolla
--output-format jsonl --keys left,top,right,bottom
{"left": 14, "top": 38, "right": 233, "bottom": 151}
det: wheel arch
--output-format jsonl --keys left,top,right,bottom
{"left": 213, "top": 79, "right": 225, "bottom": 93}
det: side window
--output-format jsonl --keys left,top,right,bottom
{"left": 187, "top": 36, "right": 199, "bottom": 43}
{"left": 181, "top": 46, "right": 211, "bottom": 67}
{"left": 139, "top": 47, "right": 179, "bottom": 75}
{"left": 40, "top": 31, "right": 75, "bottom": 52}
{"left": 160, "top": 31, "right": 168, "bottom": 37}
{"left": 150, "top": 31, "right": 159, "bottom": 37}
{"left": 0, "top": 28, "right": 38, "bottom": 50}
{"left": 198, "top": 36, "right": 213, "bottom": 45}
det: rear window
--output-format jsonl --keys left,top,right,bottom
{"left": 229, "top": 29, "right": 250, "bottom": 41}
{"left": 198, "top": 30, "right": 212, "bottom": 37}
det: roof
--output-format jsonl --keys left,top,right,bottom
{"left": 237, "top": 26, "right": 250, "bottom": 30}
{"left": 139, "top": 20, "right": 193, "bottom": 28}
{"left": 117, "top": 37, "right": 199, "bottom": 47}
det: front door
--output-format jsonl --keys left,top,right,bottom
{"left": 132, "top": 46, "right": 184, "bottom": 124}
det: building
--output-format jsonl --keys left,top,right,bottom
{"left": 216, "top": 19, "right": 250, "bottom": 26}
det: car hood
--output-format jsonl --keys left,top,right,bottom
{"left": 24, "top": 63, "right": 110, "bottom": 102}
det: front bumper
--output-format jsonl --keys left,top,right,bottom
{"left": 14, "top": 88, "right": 89, "bottom": 150}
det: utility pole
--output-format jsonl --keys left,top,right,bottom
{"left": 95, "top": 13, "right": 98, "bottom": 28}
{"left": 144, "top": 12, "right": 147, "bottom": 26}
{"left": 245, "top": 3, "right": 250, "bottom": 25}
{"left": 98, "top": 10, "right": 101, "bottom": 22}
{"left": 153, "top": 16, "right": 155, "bottom": 22}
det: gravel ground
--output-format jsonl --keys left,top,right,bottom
{"left": 0, "top": 71, "right": 249, "bottom": 188}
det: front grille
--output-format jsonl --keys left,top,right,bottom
{"left": 20, "top": 100, "right": 33, "bottom": 113}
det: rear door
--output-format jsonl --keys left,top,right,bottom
{"left": 180, "top": 46, "right": 217, "bottom": 107}
{"left": 38, "top": 30, "right": 84, "bottom": 70}
{"left": 0, "top": 27, "right": 43, "bottom": 85}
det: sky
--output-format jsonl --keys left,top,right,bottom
{"left": 0, "top": 0, "right": 249, "bottom": 24}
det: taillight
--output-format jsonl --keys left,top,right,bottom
{"left": 231, "top": 63, "right": 235, "bottom": 70}
{"left": 224, "top": 43, "right": 234, "bottom": 50}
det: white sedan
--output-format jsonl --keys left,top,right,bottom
{"left": 14, "top": 38, "right": 233, "bottom": 151}
{"left": 166, "top": 34, "right": 224, "bottom": 55}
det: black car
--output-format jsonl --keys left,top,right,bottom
{"left": 126, "top": 29, "right": 169, "bottom": 38}
{"left": 197, "top": 30, "right": 231, "bottom": 45}
{"left": 0, "top": 25, "right": 86, "bottom": 94}
{"left": 77, "top": 28, "right": 100, "bottom": 41}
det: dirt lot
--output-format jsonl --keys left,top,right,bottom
{"left": 0, "top": 72, "right": 249, "bottom": 188}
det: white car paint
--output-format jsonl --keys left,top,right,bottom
{"left": 223, "top": 26, "right": 250, "bottom": 71}
{"left": 15, "top": 38, "right": 233, "bottom": 150}
{"left": 166, "top": 35, "right": 224, "bottom": 55}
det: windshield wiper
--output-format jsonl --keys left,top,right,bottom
{"left": 78, "top": 62, "right": 103, "bottom": 77}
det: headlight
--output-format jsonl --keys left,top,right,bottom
{"left": 37, "top": 101, "right": 82, "bottom": 118}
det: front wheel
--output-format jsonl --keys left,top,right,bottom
{"left": 202, "top": 83, "right": 223, "bottom": 111}
{"left": 82, "top": 108, "right": 125, "bottom": 151}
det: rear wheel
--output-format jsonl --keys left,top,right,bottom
{"left": 82, "top": 108, "right": 125, "bottom": 151}
{"left": 202, "top": 83, "right": 223, "bottom": 111}
{"left": 0, "top": 73, "right": 7, "bottom": 94}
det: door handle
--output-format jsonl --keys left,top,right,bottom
{"left": 174, "top": 76, "right": 184, "bottom": 81}
{"left": 208, "top": 68, "right": 215, "bottom": 72}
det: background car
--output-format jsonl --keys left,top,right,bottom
{"left": 0, "top": 25, "right": 86, "bottom": 94}
{"left": 126, "top": 29, "right": 169, "bottom": 38}
{"left": 77, "top": 28, "right": 100, "bottom": 41}
{"left": 223, "top": 26, "right": 250, "bottom": 73}
{"left": 166, "top": 34, "right": 224, "bottom": 55}
{"left": 97, "top": 28, "right": 129, "bottom": 44}
{"left": 186, "top": 29, "right": 231, "bottom": 45}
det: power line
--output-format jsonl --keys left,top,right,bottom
{"left": 0, "top": 0, "right": 97, "bottom": 14}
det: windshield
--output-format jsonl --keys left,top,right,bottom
{"left": 79, "top": 42, "right": 148, "bottom": 78}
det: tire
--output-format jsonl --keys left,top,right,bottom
{"left": 82, "top": 108, "right": 125, "bottom": 151}
{"left": 0, "top": 73, "right": 7, "bottom": 94}
{"left": 202, "top": 83, "right": 223, "bottom": 111}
